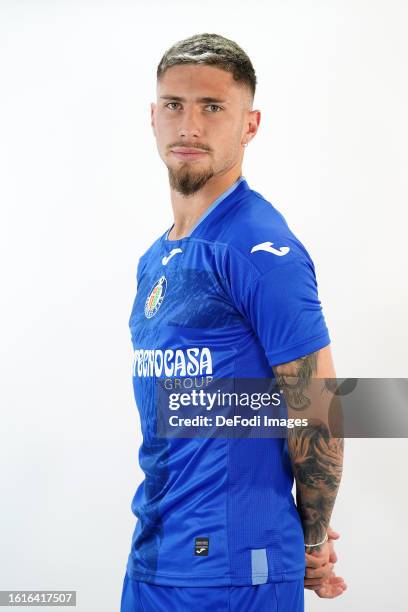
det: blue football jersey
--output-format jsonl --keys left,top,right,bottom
{"left": 126, "top": 176, "right": 330, "bottom": 586}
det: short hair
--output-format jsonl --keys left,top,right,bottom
{"left": 156, "top": 33, "right": 257, "bottom": 101}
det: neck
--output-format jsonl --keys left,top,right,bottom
{"left": 168, "top": 164, "right": 243, "bottom": 240}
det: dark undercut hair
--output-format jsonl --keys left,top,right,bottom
{"left": 156, "top": 33, "right": 257, "bottom": 102}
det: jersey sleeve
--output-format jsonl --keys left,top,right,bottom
{"left": 226, "top": 249, "right": 331, "bottom": 367}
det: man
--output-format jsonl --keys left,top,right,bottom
{"left": 121, "top": 33, "right": 347, "bottom": 611}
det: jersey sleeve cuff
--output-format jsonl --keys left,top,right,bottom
{"left": 265, "top": 331, "right": 331, "bottom": 367}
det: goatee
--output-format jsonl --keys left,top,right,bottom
{"left": 168, "top": 165, "right": 214, "bottom": 196}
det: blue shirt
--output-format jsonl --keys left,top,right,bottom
{"left": 126, "top": 176, "right": 330, "bottom": 586}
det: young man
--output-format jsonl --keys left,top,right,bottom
{"left": 121, "top": 33, "right": 346, "bottom": 611}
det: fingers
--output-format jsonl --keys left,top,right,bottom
{"left": 304, "top": 578, "right": 327, "bottom": 589}
{"left": 328, "top": 541, "right": 338, "bottom": 564}
{"left": 307, "top": 571, "right": 347, "bottom": 597}
{"left": 304, "top": 559, "right": 334, "bottom": 591}
{"left": 327, "top": 525, "right": 340, "bottom": 540}
{"left": 328, "top": 577, "right": 347, "bottom": 587}
{"left": 305, "top": 576, "right": 344, "bottom": 591}
{"left": 305, "top": 552, "right": 330, "bottom": 568}
{"left": 305, "top": 562, "right": 334, "bottom": 580}
{"left": 329, "top": 549, "right": 338, "bottom": 563}
{"left": 315, "top": 577, "right": 348, "bottom": 599}
{"left": 316, "top": 584, "right": 347, "bottom": 599}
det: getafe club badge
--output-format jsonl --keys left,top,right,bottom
{"left": 144, "top": 275, "right": 167, "bottom": 319}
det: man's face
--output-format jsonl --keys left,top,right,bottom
{"left": 151, "top": 64, "right": 255, "bottom": 196}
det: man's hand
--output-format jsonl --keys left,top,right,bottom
{"left": 314, "top": 527, "right": 347, "bottom": 598}
{"left": 304, "top": 541, "right": 333, "bottom": 589}
{"left": 304, "top": 526, "right": 347, "bottom": 597}
{"left": 304, "top": 525, "right": 336, "bottom": 589}
{"left": 315, "top": 570, "right": 347, "bottom": 598}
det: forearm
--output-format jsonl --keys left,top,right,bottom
{"left": 272, "top": 346, "right": 344, "bottom": 550}
{"left": 289, "top": 423, "right": 343, "bottom": 547}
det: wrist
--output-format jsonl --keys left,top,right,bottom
{"left": 304, "top": 531, "right": 328, "bottom": 552}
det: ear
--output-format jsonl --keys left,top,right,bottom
{"left": 151, "top": 102, "right": 156, "bottom": 136}
{"left": 245, "top": 109, "right": 261, "bottom": 145}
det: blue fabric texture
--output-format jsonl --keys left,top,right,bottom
{"left": 120, "top": 572, "right": 305, "bottom": 612}
{"left": 126, "top": 177, "right": 330, "bottom": 587}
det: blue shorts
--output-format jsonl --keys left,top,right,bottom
{"left": 120, "top": 571, "right": 304, "bottom": 612}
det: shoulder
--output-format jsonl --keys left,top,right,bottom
{"left": 220, "top": 188, "right": 315, "bottom": 279}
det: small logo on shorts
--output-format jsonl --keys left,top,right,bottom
{"left": 144, "top": 276, "right": 167, "bottom": 319}
{"left": 195, "top": 537, "right": 209, "bottom": 556}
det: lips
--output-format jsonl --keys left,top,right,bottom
{"left": 171, "top": 147, "right": 208, "bottom": 154}
{"left": 171, "top": 148, "right": 208, "bottom": 160}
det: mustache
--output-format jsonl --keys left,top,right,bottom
{"left": 168, "top": 143, "right": 211, "bottom": 151}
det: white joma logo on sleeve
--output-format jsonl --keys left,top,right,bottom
{"left": 250, "top": 241, "right": 290, "bottom": 256}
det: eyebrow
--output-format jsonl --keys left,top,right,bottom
{"left": 159, "top": 95, "right": 228, "bottom": 104}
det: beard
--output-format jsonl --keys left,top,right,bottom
{"left": 168, "top": 163, "right": 215, "bottom": 196}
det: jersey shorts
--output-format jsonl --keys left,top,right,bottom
{"left": 120, "top": 572, "right": 304, "bottom": 612}
{"left": 125, "top": 176, "right": 331, "bottom": 587}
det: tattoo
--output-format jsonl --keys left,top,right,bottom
{"left": 273, "top": 351, "right": 344, "bottom": 548}
{"left": 274, "top": 352, "right": 318, "bottom": 412}
{"left": 289, "top": 423, "right": 344, "bottom": 545}
{"left": 287, "top": 423, "right": 343, "bottom": 491}
{"left": 323, "top": 377, "right": 339, "bottom": 394}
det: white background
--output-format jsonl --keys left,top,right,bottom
{"left": 1, "top": 1, "right": 407, "bottom": 610}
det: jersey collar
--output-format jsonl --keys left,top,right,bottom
{"left": 164, "top": 176, "right": 249, "bottom": 243}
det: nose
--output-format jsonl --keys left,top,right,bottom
{"left": 178, "top": 105, "right": 202, "bottom": 139}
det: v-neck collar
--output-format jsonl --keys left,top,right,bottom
{"left": 164, "top": 176, "right": 247, "bottom": 243}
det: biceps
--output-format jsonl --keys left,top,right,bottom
{"left": 272, "top": 344, "right": 337, "bottom": 424}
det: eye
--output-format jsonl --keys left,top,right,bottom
{"left": 204, "top": 104, "right": 223, "bottom": 113}
{"left": 165, "top": 102, "right": 181, "bottom": 110}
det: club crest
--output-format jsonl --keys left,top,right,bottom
{"left": 144, "top": 275, "right": 167, "bottom": 319}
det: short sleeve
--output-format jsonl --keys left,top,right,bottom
{"left": 229, "top": 253, "right": 331, "bottom": 367}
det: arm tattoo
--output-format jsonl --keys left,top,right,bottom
{"left": 274, "top": 352, "right": 318, "bottom": 411}
{"left": 273, "top": 351, "right": 344, "bottom": 550}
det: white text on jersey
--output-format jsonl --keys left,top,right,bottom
{"left": 133, "top": 347, "right": 213, "bottom": 377}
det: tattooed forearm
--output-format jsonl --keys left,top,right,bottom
{"left": 288, "top": 423, "right": 344, "bottom": 548}
{"left": 273, "top": 349, "right": 344, "bottom": 551}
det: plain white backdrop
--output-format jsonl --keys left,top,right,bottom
{"left": 1, "top": 1, "right": 407, "bottom": 610}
